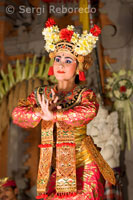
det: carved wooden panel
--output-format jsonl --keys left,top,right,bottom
{"left": 100, "top": 0, "right": 133, "bottom": 49}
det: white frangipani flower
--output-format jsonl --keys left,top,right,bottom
{"left": 67, "top": 25, "right": 74, "bottom": 31}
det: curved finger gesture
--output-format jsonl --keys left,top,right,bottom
{"left": 50, "top": 89, "right": 62, "bottom": 110}
{"left": 36, "top": 93, "right": 54, "bottom": 121}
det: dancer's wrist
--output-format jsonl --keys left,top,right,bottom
{"left": 53, "top": 112, "right": 57, "bottom": 122}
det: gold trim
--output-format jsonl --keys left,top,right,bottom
{"left": 83, "top": 136, "right": 116, "bottom": 185}
{"left": 58, "top": 87, "right": 88, "bottom": 112}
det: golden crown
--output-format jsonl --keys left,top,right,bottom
{"left": 42, "top": 18, "right": 101, "bottom": 60}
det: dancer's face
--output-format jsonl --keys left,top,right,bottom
{"left": 0, "top": 186, "right": 17, "bottom": 200}
{"left": 53, "top": 51, "right": 77, "bottom": 82}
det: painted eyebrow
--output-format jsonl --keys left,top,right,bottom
{"left": 55, "top": 56, "right": 61, "bottom": 58}
{"left": 55, "top": 56, "right": 74, "bottom": 61}
{"left": 65, "top": 57, "right": 73, "bottom": 60}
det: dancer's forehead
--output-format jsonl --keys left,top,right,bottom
{"left": 55, "top": 51, "right": 76, "bottom": 60}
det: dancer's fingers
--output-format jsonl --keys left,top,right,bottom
{"left": 57, "top": 105, "right": 62, "bottom": 110}
{"left": 54, "top": 96, "right": 59, "bottom": 104}
{"left": 37, "top": 93, "right": 42, "bottom": 106}
{"left": 51, "top": 89, "right": 55, "bottom": 100}
{"left": 42, "top": 95, "right": 45, "bottom": 107}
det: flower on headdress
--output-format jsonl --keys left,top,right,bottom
{"left": 42, "top": 21, "right": 60, "bottom": 52}
{"left": 42, "top": 18, "right": 101, "bottom": 55}
{"left": 52, "top": 25, "right": 59, "bottom": 32}
{"left": 45, "top": 42, "right": 55, "bottom": 52}
{"left": 74, "top": 35, "right": 95, "bottom": 55}
{"left": 67, "top": 25, "right": 74, "bottom": 31}
{"left": 71, "top": 32, "right": 79, "bottom": 44}
{"left": 86, "top": 33, "right": 98, "bottom": 43}
{"left": 82, "top": 30, "right": 88, "bottom": 35}
{"left": 51, "top": 33, "right": 60, "bottom": 43}
{"left": 74, "top": 43, "right": 90, "bottom": 56}
{"left": 90, "top": 25, "right": 101, "bottom": 37}
{"left": 45, "top": 18, "right": 56, "bottom": 27}
{"left": 42, "top": 27, "right": 53, "bottom": 37}
{"left": 59, "top": 28, "right": 74, "bottom": 42}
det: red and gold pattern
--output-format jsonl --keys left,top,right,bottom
{"left": 12, "top": 92, "right": 41, "bottom": 128}
{"left": 83, "top": 136, "right": 116, "bottom": 185}
{"left": 12, "top": 85, "right": 115, "bottom": 199}
{"left": 37, "top": 120, "right": 54, "bottom": 195}
{"left": 56, "top": 144, "right": 77, "bottom": 194}
{"left": 37, "top": 146, "right": 53, "bottom": 194}
{"left": 46, "top": 162, "right": 104, "bottom": 200}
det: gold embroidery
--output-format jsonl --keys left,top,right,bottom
{"left": 56, "top": 145, "right": 77, "bottom": 193}
{"left": 89, "top": 92, "right": 93, "bottom": 100}
{"left": 58, "top": 87, "right": 88, "bottom": 112}
{"left": 58, "top": 121, "right": 72, "bottom": 131}
{"left": 83, "top": 136, "right": 116, "bottom": 185}
{"left": 41, "top": 120, "right": 53, "bottom": 129}
{"left": 33, "top": 107, "right": 41, "bottom": 113}
{"left": 18, "top": 99, "right": 32, "bottom": 107}
{"left": 41, "top": 120, "right": 53, "bottom": 144}
{"left": 37, "top": 147, "right": 53, "bottom": 194}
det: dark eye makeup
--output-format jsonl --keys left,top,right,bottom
{"left": 55, "top": 56, "right": 74, "bottom": 64}
{"left": 55, "top": 57, "right": 61, "bottom": 62}
{"left": 65, "top": 59, "right": 72, "bottom": 64}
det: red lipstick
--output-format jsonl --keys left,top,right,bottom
{"left": 57, "top": 71, "right": 65, "bottom": 73}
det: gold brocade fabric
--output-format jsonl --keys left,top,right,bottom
{"left": 56, "top": 122, "right": 77, "bottom": 193}
{"left": 37, "top": 121, "right": 54, "bottom": 194}
{"left": 37, "top": 121, "right": 77, "bottom": 195}
{"left": 51, "top": 123, "right": 93, "bottom": 169}
{"left": 83, "top": 136, "right": 116, "bottom": 185}
{"left": 72, "top": 125, "right": 94, "bottom": 167}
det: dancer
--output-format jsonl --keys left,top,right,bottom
{"left": 12, "top": 18, "right": 115, "bottom": 199}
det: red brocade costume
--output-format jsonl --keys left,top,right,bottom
{"left": 12, "top": 84, "right": 116, "bottom": 200}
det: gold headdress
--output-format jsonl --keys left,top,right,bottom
{"left": 42, "top": 18, "right": 101, "bottom": 57}
{"left": 42, "top": 18, "right": 101, "bottom": 79}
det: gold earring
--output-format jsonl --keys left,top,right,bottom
{"left": 49, "top": 52, "right": 55, "bottom": 63}
{"left": 77, "top": 55, "right": 84, "bottom": 71}
{"left": 76, "top": 68, "right": 79, "bottom": 75}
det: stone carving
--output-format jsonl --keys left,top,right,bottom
{"left": 100, "top": 0, "right": 133, "bottom": 80}
{"left": 4, "top": 2, "right": 48, "bottom": 56}
{"left": 100, "top": 0, "right": 133, "bottom": 49}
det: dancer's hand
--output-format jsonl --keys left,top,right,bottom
{"left": 35, "top": 93, "right": 55, "bottom": 121}
{"left": 49, "top": 89, "right": 62, "bottom": 110}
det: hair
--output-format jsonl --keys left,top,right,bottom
{"left": 75, "top": 53, "right": 93, "bottom": 84}
{"left": 83, "top": 53, "right": 93, "bottom": 71}
{"left": 11, "top": 185, "right": 17, "bottom": 190}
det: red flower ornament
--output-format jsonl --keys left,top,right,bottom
{"left": 59, "top": 28, "right": 74, "bottom": 42}
{"left": 45, "top": 18, "right": 56, "bottom": 27}
{"left": 120, "top": 85, "right": 126, "bottom": 93}
{"left": 90, "top": 25, "right": 101, "bottom": 37}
